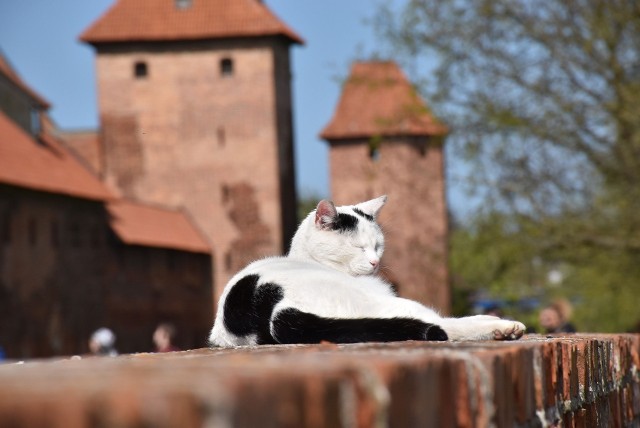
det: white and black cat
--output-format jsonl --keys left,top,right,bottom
{"left": 209, "top": 196, "right": 525, "bottom": 347}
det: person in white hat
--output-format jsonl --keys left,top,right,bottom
{"left": 88, "top": 328, "right": 118, "bottom": 356}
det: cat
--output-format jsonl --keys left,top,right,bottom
{"left": 209, "top": 196, "right": 525, "bottom": 347}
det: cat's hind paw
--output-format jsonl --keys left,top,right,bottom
{"left": 493, "top": 321, "right": 526, "bottom": 341}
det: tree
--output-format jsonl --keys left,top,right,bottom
{"left": 376, "top": 0, "right": 640, "bottom": 331}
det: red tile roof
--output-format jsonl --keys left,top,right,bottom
{"left": 0, "top": 111, "right": 113, "bottom": 201}
{"left": 80, "top": 0, "right": 303, "bottom": 45}
{"left": 0, "top": 53, "right": 50, "bottom": 109}
{"left": 59, "top": 129, "right": 103, "bottom": 175}
{"left": 320, "top": 61, "right": 447, "bottom": 140}
{"left": 107, "top": 200, "right": 211, "bottom": 253}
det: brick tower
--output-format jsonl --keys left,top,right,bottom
{"left": 321, "top": 61, "right": 450, "bottom": 313}
{"left": 80, "top": 0, "right": 302, "bottom": 301}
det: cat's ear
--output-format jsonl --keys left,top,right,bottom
{"left": 315, "top": 199, "right": 338, "bottom": 230}
{"left": 355, "top": 195, "right": 387, "bottom": 219}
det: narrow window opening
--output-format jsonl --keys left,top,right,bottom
{"left": 28, "top": 219, "right": 37, "bottom": 246}
{"left": 1, "top": 216, "right": 10, "bottom": 244}
{"left": 368, "top": 137, "right": 381, "bottom": 162}
{"left": 91, "top": 225, "right": 100, "bottom": 248}
{"left": 220, "top": 58, "right": 233, "bottom": 77}
{"left": 221, "top": 184, "right": 230, "bottom": 204}
{"left": 418, "top": 144, "right": 427, "bottom": 157}
{"left": 70, "top": 223, "right": 81, "bottom": 248}
{"left": 140, "top": 249, "right": 150, "bottom": 273}
{"left": 217, "top": 127, "right": 226, "bottom": 147}
{"left": 134, "top": 61, "right": 148, "bottom": 79}
{"left": 168, "top": 250, "right": 176, "bottom": 272}
{"left": 117, "top": 247, "right": 125, "bottom": 267}
{"left": 51, "top": 220, "right": 59, "bottom": 248}
{"left": 369, "top": 147, "right": 380, "bottom": 162}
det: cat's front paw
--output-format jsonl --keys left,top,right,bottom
{"left": 493, "top": 321, "right": 526, "bottom": 341}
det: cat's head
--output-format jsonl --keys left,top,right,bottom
{"left": 289, "top": 196, "right": 387, "bottom": 276}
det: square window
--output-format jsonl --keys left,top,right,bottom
{"left": 220, "top": 58, "right": 233, "bottom": 77}
{"left": 134, "top": 61, "right": 148, "bottom": 78}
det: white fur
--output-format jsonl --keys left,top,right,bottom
{"left": 209, "top": 196, "right": 525, "bottom": 346}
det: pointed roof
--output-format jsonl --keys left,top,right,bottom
{"left": 80, "top": 0, "right": 304, "bottom": 45}
{"left": 0, "top": 111, "right": 112, "bottom": 201}
{"left": 320, "top": 61, "right": 447, "bottom": 141}
{"left": 0, "top": 52, "right": 50, "bottom": 109}
{"left": 107, "top": 200, "right": 211, "bottom": 254}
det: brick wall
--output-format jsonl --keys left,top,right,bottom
{"left": 1, "top": 334, "right": 638, "bottom": 427}
{"left": 95, "top": 38, "right": 297, "bottom": 304}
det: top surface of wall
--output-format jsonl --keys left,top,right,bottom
{"left": 1, "top": 334, "right": 638, "bottom": 428}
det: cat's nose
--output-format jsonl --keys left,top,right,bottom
{"left": 370, "top": 259, "right": 379, "bottom": 268}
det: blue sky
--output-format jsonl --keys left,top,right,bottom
{"left": 0, "top": 1, "right": 467, "bottom": 216}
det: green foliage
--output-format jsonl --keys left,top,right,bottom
{"left": 450, "top": 212, "right": 640, "bottom": 332}
{"left": 559, "top": 248, "right": 640, "bottom": 332}
{"left": 377, "top": 0, "right": 640, "bottom": 332}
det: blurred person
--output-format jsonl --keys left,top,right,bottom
{"left": 153, "top": 323, "right": 180, "bottom": 352}
{"left": 0, "top": 345, "right": 5, "bottom": 361}
{"left": 539, "top": 300, "right": 576, "bottom": 334}
{"left": 89, "top": 328, "right": 118, "bottom": 356}
{"left": 483, "top": 304, "right": 504, "bottom": 318}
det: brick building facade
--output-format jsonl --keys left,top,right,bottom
{"left": 79, "top": 0, "right": 303, "bottom": 302}
{"left": 0, "top": 53, "right": 213, "bottom": 359}
{"left": 321, "top": 61, "right": 450, "bottom": 313}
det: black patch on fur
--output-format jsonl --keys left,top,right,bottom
{"left": 271, "top": 308, "right": 448, "bottom": 344}
{"left": 333, "top": 213, "right": 359, "bottom": 233}
{"left": 223, "top": 274, "right": 259, "bottom": 336}
{"left": 223, "top": 274, "right": 283, "bottom": 344}
{"left": 253, "top": 283, "right": 284, "bottom": 344}
{"left": 353, "top": 208, "right": 374, "bottom": 222}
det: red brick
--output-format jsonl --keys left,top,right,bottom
{"left": 0, "top": 335, "right": 639, "bottom": 427}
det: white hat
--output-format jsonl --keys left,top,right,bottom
{"left": 91, "top": 328, "right": 116, "bottom": 348}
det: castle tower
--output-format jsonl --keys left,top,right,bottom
{"left": 320, "top": 61, "right": 450, "bottom": 313}
{"left": 80, "top": 0, "right": 302, "bottom": 301}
